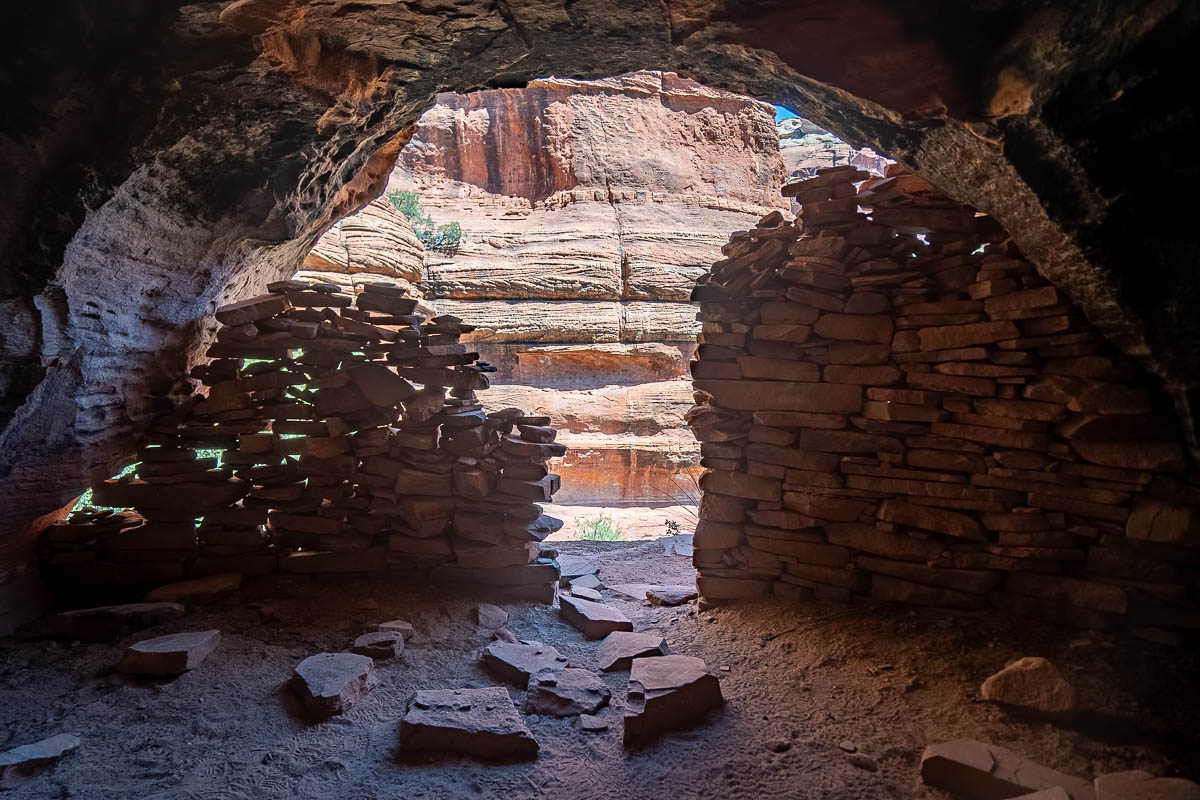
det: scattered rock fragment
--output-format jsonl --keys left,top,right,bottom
{"left": 377, "top": 619, "right": 414, "bottom": 640}
{"left": 290, "top": 653, "right": 378, "bottom": 720}
{"left": 481, "top": 641, "right": 566, "bottom": 684}
{"left": 647, "top": 585, "right": 698, "bottom": 606}
{"left": 352, "top": 631, "right": 404, "bottom": 660}
{"left": 399, "top": 686, "right": 539, "bottom": 760}
{"left": 355, "top": 597, "right": 380, "bottom": 611}
{"left": 623, "top": 655, "right": 723, "bottom": 743}
{"left": 476, "top": 603, "right": 508, "bottom": 629}
{"left": 596, "top": 631, "right": 669, "bottom": 671}
{"left": 1095, "top": 770, "right": 1200, "bottom": 800}
{"left": 766, "top": 739, "right": 791, "bottom": 753}
{"left": 839, "top": 740, "right": 857, "bottom": 753}
{"left": 0, "top": 734, "right": 80, "bottom": 789}
{"left": 568, "top": 573, "right": 603, "bottom": 591}
{"left": 920, "top": 739, "right": 1094, "bottom": 800}
{"left": 980, "top": 657, "right": 1077, "bottom": 719}
{"left": 493, "top": 628, "right": 521, "bottom": 644}
{"left": 118, "top": 630, "right": 221, "bottom": 675}
{"left": 569, "top": 585, "right": 603, "bottom": 602}
{"left": 579, "top": 714, "right": 608, "bottom": 732}
{"left": 524, "top": 668, "right": 611, "bottom": 717}
{"left": 607, "top": 583, "right": 655, "bottom": 601}
{"left": 50, "top": 602, "right": 184, "bottom": 642}
{"left": 557, "top": 556, "right": 599, "bottom": 587}
{"left": 559, "top": 595, "right": 633, "bottom": 640}
{"left": 144, "top": 573, "right": 242, "bottom": 605}
{"left": 848, "top": 753, "right": 877, "bottom": 771}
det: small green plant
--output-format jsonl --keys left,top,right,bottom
{"left": 664, "top": 519, "right": 682, "bottom": 536}
{"left": 385, "top": 189, "right": 464, "bottom": 254}
{"left": 576, "top": 514, "right": 623, "bottom": 541}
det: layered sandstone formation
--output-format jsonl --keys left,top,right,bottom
{"left": 384, "top": 72, "right": 789, "bottom": 505}
{"left": 690, "top": 166, "right": 1200, "bottom": 639}
{"left": 3, "top": 0, "right": 1198, "bottom": 632}
{"left": 777, "top": 117, "right": 890, "bottom": 182}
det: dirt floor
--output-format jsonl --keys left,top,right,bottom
{"left": 2, "top": 536, "right": 1198, "bottom": 799}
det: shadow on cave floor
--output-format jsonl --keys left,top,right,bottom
{"left": 1, "top": 540, "right": 1197, "bottom": 799}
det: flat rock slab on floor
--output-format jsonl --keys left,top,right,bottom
{"left": 51, "top": 602, "right": 184, "bottom": 642}
{"left": 557, "top": 556, "right": 599, "bottom": 586}
{"left": 377, "top": 619, "right": 414, "bottom": 639}
{"left": 399, "top": 686, "right": 539, "bottom": 760}
{"left": 144, "top": 573, "right": 242, "bottom": 605}
{"left": 980, "top": 656, "right": 1077, "bottom": 718}
{"left": 559, "top": 595, "right": 634, "bottom": 640}
{"left": 624, "top": 655, "right": 723, "bottom": 743}
{"left": 481, "top": 641, "right": 567, "bottom": 684}
{"left": 118, "top": 630, "right": 221, "bottom": 675}
{"left": 291, "top": 653, "right": 378, "bottom": 720}
{"left": 352, "top": 631, "right": 404, "bottom": 660}
{"left": 596, "top": 631, "right": 670, "bottom": 671}
{"left": 567, "top": 573, "right": 603, "bottom": 591}
{"left": 920, "top": 739, "right": 1096, "bottom": 800}
{"left": 647, "top": 585, "right": 699, "bottom": 606}
{"left": 524, "top": 668, "right": 611, "bottom": 717}
{"left": 1095, "top": 770, "right": 1200, "bottom": 800}
{"left": 569, "top": 585, "right": 603, "bottom": 601}
{"left": 0, "top": 734, "right": 80, "bottom": 790}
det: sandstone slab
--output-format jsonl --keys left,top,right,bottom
{"left": 1095, "top": 770, "right": 1200, "bottom": 800}
{"left": 624, "top": 655, "right": 723, "bottom": 743}
{"left": 352, "top": 631, "right": 405, "bottom": 660}
{"left": 377, "top": 619, "right": 415, "bottom": 639}
{"left": 290, "top": 653, "right": 378, "bottom": 720}
{"left": 981, "top": 657, "right": 1077, "bottom": 719}
{"left": 52, "top": 602, "right": 185, "bottom": 642}
{"left": 559, "top": 595, "right": 634, "bottom": 640}
{"left": 597, "top": 631, "right": 669, "bottom": 671}
{"left": 524, "top": 667, "right": 611, "bottom": 717}
{"left": 0, "top": 733, "right": 81, "bottom": 790}
{"left": 118, "top": 630, "right": 221, "bottom": 675}
{"left": 920, "top": 739, "right": 1095, "bottom": 800}
{"left": 399, "top": 686, "right": 538, "bottom": 760}
{"left": 481, "top": 641, "right": 566, "bottom": 684}
{"left": 647, "top": 585, "right": 698, "bottom": 606}
{"left": 144, "top": 573, "right": 242, "bottom": 605}
{"left": 476, "top": 603, "right": 508, "bottom": 629}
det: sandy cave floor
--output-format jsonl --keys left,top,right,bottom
{"left": 2, "top": 537, "right": 1199, "bottom": 799}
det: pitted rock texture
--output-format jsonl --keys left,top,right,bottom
{"left": 2, "top": 0, "right": 1199, "bottom": 632}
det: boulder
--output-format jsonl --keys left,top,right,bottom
{"left": 50, "top": 602, "right": 184, "bottom": 642}
{"left": 559, "top": 595, "right": 634, "bottom": 640}
{"left": 290, "top": 653, "right": 378, "bottom": 720}
{"left": 623, "top": 655, "right": 723, "bottom": 743}
{"left": 480, "top": 641, "right": 567, "bottom": 684}
{"left": 0, "top": 734, "right": 81, "bottom": 790}
{"left": 352, "top": 631, "right": 404, "bottom": 660}
{"left": 980, "top": 657, "right": 1077, "bottom": 718}
{"left": 144, "top": 573, "right": 242, "bottom": 605}
{"left": 399, "top": 686, "right": 538, "bottom": 760}
{"left": 597, "top": 631, "right": 670, "bottom": 671}
{"left": 118, "top": 630, "right": 221, "bottom": 675}
{"left": 524, "top": 668, "right": 611, "bottom": 717}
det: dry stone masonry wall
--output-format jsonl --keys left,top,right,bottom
{"left": 690, "top": 166, "right": 1200, "bottom": 641}
{"left": 40, "top": 281, "right": 565, "bottom": 602}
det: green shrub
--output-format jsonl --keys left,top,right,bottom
{"left": 576, "top": 514, "right": 624, "bottom": 541}
{"left": 385, "top": 189, "right": 464, "bottom": 254}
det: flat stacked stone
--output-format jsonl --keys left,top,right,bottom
{"left": 688, "top": 164, "right": 1200, "bottom": 637}
{"left": 42, "top": 281, "right": 563, "bottom": 602}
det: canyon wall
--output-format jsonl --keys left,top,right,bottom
{"left": 384, "top": 71, "right": 789, "bottom": 506}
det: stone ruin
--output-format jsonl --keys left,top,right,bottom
{"left": 688, "top": 164, "right": 1200, "bottom": 642}
{"left": 39, "top": 281, "right": 566, "bottom": 601}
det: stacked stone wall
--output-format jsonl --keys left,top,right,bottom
{"left": 690, "top": 166, "right": 1200, "bottom": 641}
{"left": 40, "top": 281, "right": 564, "bottom": 603}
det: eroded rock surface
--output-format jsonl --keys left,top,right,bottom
{"left": 290, "top": 653, "right": 378, "bottom": 720}
{"left": 523, "top": 667, "right": 611, "bottom": 717}
{"left": 981, "top": 657, "right": 1078, "bottom": 718}
{"left": 623, "top": 655, "right": 723, "bottom": 742}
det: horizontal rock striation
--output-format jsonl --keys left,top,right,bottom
{"left": 689, "top": 166, "right": 1200, "bottom": 639}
